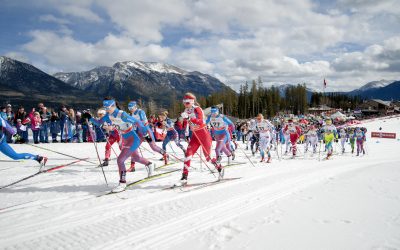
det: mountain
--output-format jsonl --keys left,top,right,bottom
{"left": 349, "top": 81, "right": 400, "bottom": 100}
{"left": 54, "top": 61, "right": 234, "bottom": 106}
{"left": 348, "top": 80, "right": 400, "bottom": 100}
{"left": 0, "top": 56, "right": 98, "bottom": 108}
{"left": 356, "top": 79, "right": 394, "bottom": 91}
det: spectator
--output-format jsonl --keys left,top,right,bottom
{"left": 31, "top": 111, "right": 42, "bottom": 144}
{"left": 15, "top": 119, "right": 26, "bottom": 144}
{"left": 81, "top": 110, "right": 90, "bottom": 142}
{"left": 50, "top": 111, "right": 60, "bottom": 143}
{"left": 66, "top": 108, "right": 76, "bottom": 142}
{"left": 59, "top": 105, "right": 68, "bottom": 142}
{"left": 39, "top": 106, "right": 51, "bottom": 143}
{"left": 5, "top": 104, "right": 14, "bottom": 143}
{"left": 95, "top": 109, "right": 106, "bottom": 142}
{"left": 14, "top": 106, "right": 29, "bottom": 143}
{"left": 74, "top": 111, "right": 83, "bottom": 143}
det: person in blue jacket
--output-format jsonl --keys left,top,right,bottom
{"left": 0, "top": 116, "right": 47, "bottom": 166}
{"left": 128, "top": 101, "right": 168, "bottom": 164}
{"left": 83, "top": 97, "right": 154, "bottom": 193}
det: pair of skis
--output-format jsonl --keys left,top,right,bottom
{"left": 165, "top": 177, "right": 242, "bottom": 192}
{"left": 0, "top": 158, "right": 87, "bottom": 190}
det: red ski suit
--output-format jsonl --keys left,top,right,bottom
{"left": 182, "top": 105, "right": 212, "bottom": 176}
{"left": 283, "top": 124, "right": 302, "bottom": 156}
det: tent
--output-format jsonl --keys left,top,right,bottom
{"left": 330, "top": 111, "right": 346, "bottom": 121}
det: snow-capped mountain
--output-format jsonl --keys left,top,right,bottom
{"left": 357, "top": 79, "right": 394, "bottom": 91}
{"left": 347, "top": 79, "right": 399, "bottom": 100}
{"left": 0, "top": 56, "right": 97, "bottom": 107}
{"left": 54, "top": 61, "right": 232, "bottom": 105}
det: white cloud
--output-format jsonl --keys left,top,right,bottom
{"left": 58, "top": 4, "right": 103, "bottom": 23}
{"left": 21, "top": 31, "right": 171, "bottom": 72}
{"left": 97, "top": 0, "right": 190, "bottom": 43}
{"left": 39, "top": 14, "right": 70, "bottom": 25}
{"left": 5, "top": 0, "right": 400, "bottom": 92}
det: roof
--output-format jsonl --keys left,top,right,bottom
{"left": 370, "top": 99, "right": 391, "bottom": 107}
{"left": 308, "top": 104, "right": 332, "bottom": 111}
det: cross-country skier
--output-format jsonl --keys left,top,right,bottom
{"left": 349, "top": 127, "right": 356, "bottom": 154}
{"left": 338, "top": 128, "right": 348, "bottom": 153}
{"left": 128, "top": 101, "right": 168, "bottom": 165}
{"left": 321, "top": 118, "right": 337, "bottom": 160}
{"left": 283, "top": 119, "right": 302, "bottom": 158}
{"left": 83, "top": 97, "right": 155, "bottom": 193}
{"left": 255, "top": 114, "right": 274, "bottom": 163}
{"left": 305, "top": 125, "right": 319, "bottom": 154}
{"left": 0, "top": 116, "right": 47, "bottom": 166}
{"left": 177, "top": 93, "right": 221, "bottom": 186}
{"left": 354, "top": 127, "right": 366, "bottom": 156}
{"left": 101, "top": 121, "right": 121, "bottom": 167}
{"left": 283, "top": 123, "right": 291, "bottom": 154}
{"left": 246, "top": 119, "right": 256, "bottom": 151}
{"left": 158, "top": 111, "right": 186, "bottom": 155}
{"left": 206, "top": 106, "right": 235, "bottom": 166}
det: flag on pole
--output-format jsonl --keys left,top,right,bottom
{"left": 323, "top": 78, "right": 327, "bottom": 89}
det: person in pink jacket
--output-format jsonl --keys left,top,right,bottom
{"left": 31, "top": 112, "right": 42, "bottom": 144}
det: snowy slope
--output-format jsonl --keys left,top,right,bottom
{"left": 1, "top": 116, "right": 400, "bottom": 250}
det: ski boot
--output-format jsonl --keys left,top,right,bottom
{"left": 145, "top": 162, "right": 155, "bottom": 177}
{"left": 163, "top": 153, "right": 169, "bottom": 165}
{"left": 227, "top": 155, "right": 232, "bottom": 165}
{"left": 266, "top": 157, "right": 271, "bottom": 163}
{"left": 102, "top": 159, "right": 109, "bottom": 167}
{"left": 127, "top": 162, "right": 136, "bottom": 172}
{"left": 231, "top": 151, "right": 235, "bottom": 161}
{"left": 326, "top": 152, "right": 332, "bottom": 160}
{"left": 217, "top": 166, "right": 225, "bottom": 181}
{"left": 112, "top": 182, "right": 127, "bottom": 193}
{"left": 37, "top": 155, "right": 48, "bottom": 166}
{"left": 174, "top": 173, "right": 188, "bottom": 187}
{"left": 260, "top": 157, "right": 265, "bottom": 162}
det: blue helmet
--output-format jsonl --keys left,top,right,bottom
{"left": 128, "top": 101, "right": 137, "bottom": 111}
{"left": 103, "top": 99, "right": 115, "bottom": 110}
{"left": 211, "top": 107, "right": 219, "bottom": 116}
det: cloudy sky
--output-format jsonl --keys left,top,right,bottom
{"left": 1, "top": 0, "right": 399, "bottom": 91}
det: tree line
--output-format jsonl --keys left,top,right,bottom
{"left": 124, "top": 80, "right": 364, "bottom": 119}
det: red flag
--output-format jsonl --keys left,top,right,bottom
{"left": 323, "top": 78, "right": 327, "bottom": 89}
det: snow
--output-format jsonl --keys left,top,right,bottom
{"left": 358, "top": 79, "right": 394, "bottom": 91}
{"left": 1, "top": 117, "right": 400, "bottom": 249}
{"left": 125, "top": 61, "right": 186, "bottom": 74}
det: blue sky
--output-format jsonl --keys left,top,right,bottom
{"left": 1, "top": 0, "right": 400, "bottom": 91}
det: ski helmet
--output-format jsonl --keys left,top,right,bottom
{"left": 210, "top": 106, "right": 219, "bottom": 116}
{"left": 128, "top": 101, "right": 137, "bottom": 111}
{"left": 103, "top": 99, "right": 116, "bottom": 110}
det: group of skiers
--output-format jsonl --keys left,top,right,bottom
{"left": 242, "top": 117, "right": 367, "bottom": 160}
{"left": 0, "top": 93, "right": 368, "bottom": 193}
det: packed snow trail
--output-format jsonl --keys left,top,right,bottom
{"left": 0, "top": 117, "right": 400, "bottom": 250}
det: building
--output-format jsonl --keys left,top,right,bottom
{"left": 308, "top": 105, "right": 334, "bottom": 115}
{"left": 357, "top": 99, "right": 395, "bottom": 116}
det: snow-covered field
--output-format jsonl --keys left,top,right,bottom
{"left": 1, "top": 117, "right": 400, "bottom": 250}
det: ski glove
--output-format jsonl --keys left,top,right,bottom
{"left": 181, "top": 112, "right": 189, "bottom": 119}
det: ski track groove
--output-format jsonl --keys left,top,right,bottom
{"left": 1, "top": 157, "right": 394, "bottom": 250}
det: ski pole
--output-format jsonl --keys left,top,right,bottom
{"left": 87, "top": 119, "right": 108, "bottom": 186}
{"left": 237, "top": 142, "right": 257, "bottom": 167}
{"left": 98, "top": 127, "right": 119, "bottom": 158}
{"left": 189, "top": 127, "right": 217, "bottom": 177}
